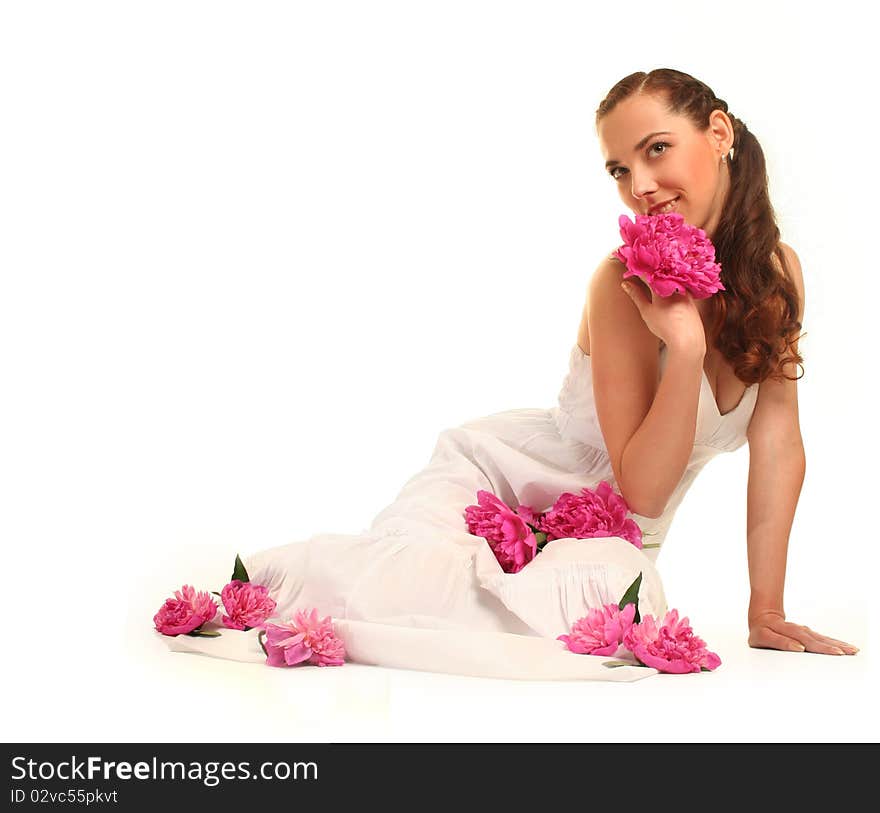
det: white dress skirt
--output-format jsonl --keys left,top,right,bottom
{"left": 164, "top": 343, "right": 758, "bottom": 681}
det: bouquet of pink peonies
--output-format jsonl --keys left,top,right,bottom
{"left": 152, "top": 554, "right": 346, "bottom": 668}
{"left": 557, "top": 573, "right": 722, "bottom": 675}
{"left": 615, "top": 210, "right": 725, "bottom": 298}
{"left": 463, "top": 480, "right": 656, "bottom": 574}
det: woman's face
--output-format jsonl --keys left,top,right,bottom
{"left": 597, "top": 92, "right": 733, "bottom": 238}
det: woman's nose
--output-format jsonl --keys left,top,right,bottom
{"left": 629, "top": 169, "right": 658, "bottom": 200}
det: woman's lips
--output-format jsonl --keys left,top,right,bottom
{"left": 648, "top": 196, "right": 681, "bottom": 214}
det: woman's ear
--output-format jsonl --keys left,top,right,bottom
{"left": 708, "top": 108, "right": 734, "bottom": 156}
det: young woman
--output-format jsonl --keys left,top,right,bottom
{"left": 220, "top": 68, "right": 857, "bottom": 678}
{"left": 591, "top": 68, "right": 855, "bottom": 657}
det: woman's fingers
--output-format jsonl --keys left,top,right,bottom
{"left": 798, "top": 632, "right": 847, "bottom": 655}
{"left": 621, "top": 282, "right": 647, "bottom": 311}
{"left": 773, "top": 623, "right": 841, "bottom": 655}
{"left": 801, "top": 626, "right": 858, "bottom": 652}
{"left": 825, "top": 638, "right": 859, "bottom": 653}
{"left": 782, "top": 622, "right": 858, "bottom": 654}
{"left": 799, "top": 629, "right": 859, "bottom": 655}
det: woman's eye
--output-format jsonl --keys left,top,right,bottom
{"left": 608, "top": 142, "right": 670, "bottom": 181}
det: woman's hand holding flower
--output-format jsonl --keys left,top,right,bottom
{"left": 615, "top": 210, "right": 724, "bottom": 356}
{"left": 620, "top": 280, "right": 707, "bottom": 358}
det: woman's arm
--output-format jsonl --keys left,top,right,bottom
{"left": 745, "top": 243, "right": 857, "bottom": 655}
{"left": 745, "top": 399, "right": 805, "bottom": 629}
{"left": 621, "top": 342, "right": 705, "bottom": 518}
{"left": 588, "top": 257, "right": 706, "bottom": 518}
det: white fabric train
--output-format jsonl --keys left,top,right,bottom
{"left": 161, "top": 343, "right": 757, "bottom": 681}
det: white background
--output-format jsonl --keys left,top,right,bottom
{"left": 1, "top": 0, "right": 875, "bottom": 742}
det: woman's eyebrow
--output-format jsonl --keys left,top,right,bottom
{"left": 605, "top": 131, "right": 674, "bottom": 168}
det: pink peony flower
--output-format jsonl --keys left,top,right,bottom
{"left": 262, "top": 608, "right": 346, "bottom": 668}
{"left": 464, "top": 489, "right": 538, "bottom": 573}
{"left": 536, "top": 481, "right": 643, "bottom": 549}
{"left": 614, "top": 211, "right": 725, "bottom": 299}
{"left": 153, "top": 584, "right": 218, "bottom": 636}
{"left": 558, "top": 602, "right": 637, "bottom": 656}
{"left": 220, "top": 579, "right": 277, "bottom": 630}
{"left": 514, "top": 503, "right": 543, "bottom": 528}
{"left": 623, "top": 608, "right": 722, "bottom": 674}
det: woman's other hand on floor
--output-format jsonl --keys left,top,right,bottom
{"left": 747, "top": 609, "right": 859, "bottom": 655}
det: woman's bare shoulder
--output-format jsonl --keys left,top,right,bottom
{"left": 591, "top": 248, "right": 625, "bottom": 280}
{"left": 606, "top": 247, "right": 625, "bottom": 267}
{"left": 578, "top": 250, "right": 627, "bottom": 355}
{"left": 585, "top": 250, "right": 628, "bottom": 304}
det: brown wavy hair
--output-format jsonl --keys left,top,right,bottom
{"left": 596, "top": 68, "right": 805, "bottom": 383}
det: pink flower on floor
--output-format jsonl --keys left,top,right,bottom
{"left": 220, "top": 579, "right": 277, "bottom": 630}
{"left": 615, "top": 211, "right": 725, "bottom": 299}
{"left": 262, "top": 608, "right": 346, "bottom": 667}
{"left": 558, "top": 602, "right": 637, "bottom": 657}
{"left": 623, "top": 608, "right": 722, "bottom": 674}
{"left": 464, "top": 489, "right": 538, "bottom": 573}
{"left": 153, "top": 585, "right": 218, "bottom": 636}
{"left": 537, "top": 481, "right": 643, "bottom": 549}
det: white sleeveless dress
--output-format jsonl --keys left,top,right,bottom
{"left": 164, "top": 343, "right": 758, "bottom": 681}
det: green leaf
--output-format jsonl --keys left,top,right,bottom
{"left": 231, "top": 553, "right": 250, "bottom": 583}
{"left": 617, "top": 572, "right": 643, "bottom": 624}
{"left": 211, "top": 591, "right": 222, "bottom": 596}
{"left": 534, "top": 532, "right": 548, "bottom": 551}
{"left": 602, "top": 660, "right": 634, "bottom": 669}
{"left": 187, "top": 629, "right": 221, "bottom": 638}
